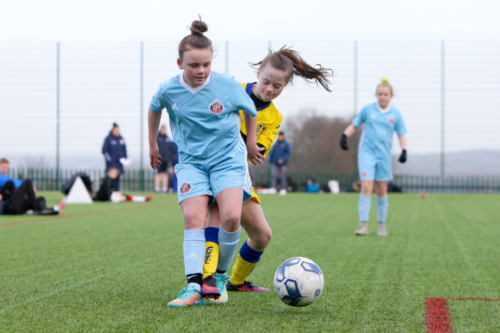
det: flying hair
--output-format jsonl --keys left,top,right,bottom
{"left": 178, "top": 16, "right": 212, "bottom": 60}
{"left": 376, "top": 78, "right": 394, "bottom": 96}
{"left": 250, "top": 46, "right": 334, "bottom": 92}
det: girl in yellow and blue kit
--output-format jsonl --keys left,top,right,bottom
{"left": 202, "top": 47, "right": 334, "bottom": 303}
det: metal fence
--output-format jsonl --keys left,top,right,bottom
{"left": 1, "top": 40, "right": 500, "bottom": 186}
{"left": 8, "top": 168, "right": 500, "bottom": 194}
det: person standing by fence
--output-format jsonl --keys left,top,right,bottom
{"left": 269, "top": 132, "right": 292, "bottom": 191}
{"left": 155, "top": 124, "right": 178, "bottom": 193}
{"left": 102, "top": 123, "right": 128, "bottom": 191}
{"left": 340, "top": 78, "right": 407, "bottom": 236}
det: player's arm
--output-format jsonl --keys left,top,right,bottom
{"left": 243, "top": 112, "right": 265, "bottom": 165}
{"left": 257, "top": 115, "right": 282, "bottom": 157}
{"left": 148, "top": 108, "right": 162, "bottom": 169}
{"left": 340, "top": 124, "right": 357, "bottom": 150}
{"left": 398, "top": 134, "right": 407, "bottom": 163}
{"left": 341, "top": 108, "right": 366, "bottom": 150}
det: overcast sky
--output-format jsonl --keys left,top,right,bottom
{"left": 1, "top": 0, "right": 499, "bottom": 42}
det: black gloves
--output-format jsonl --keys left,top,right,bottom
{"left": 399, "top": 149, "right": 407, "bottom": 163}
{"left": 340, "top": 134, "right": 348, "bottom": 150}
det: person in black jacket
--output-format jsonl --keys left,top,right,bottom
{"left": 154, "top": 124, "right": 178, "bottom": 193}
{"left": 102, "top": 123, "right": 128, "bottom": 191}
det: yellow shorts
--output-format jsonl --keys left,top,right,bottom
{"left": 246, "top": 186, "right": 261, "bottom": 205}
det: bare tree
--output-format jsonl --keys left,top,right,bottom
{"left": 285, "top": 113, "right": 360, "bottom": 174}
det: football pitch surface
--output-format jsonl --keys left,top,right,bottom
{"left": 1, "top": 192, "right": 499, "bottom": 332}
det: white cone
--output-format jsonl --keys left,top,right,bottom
{"left": 65, "top": 176, "right": 93, "bottom": 204}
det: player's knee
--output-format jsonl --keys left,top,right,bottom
{"left": 182, "top": 210, "right": 203, "bottom": 229}
{"left": 221, "top": 213, "right": 240, "bottom": 232}
{"left": 256, "top": 229, "right": 272, "bottom": 248}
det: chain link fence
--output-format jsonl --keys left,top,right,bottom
{"left": 1, "top": 41, "right": 499, "bottom": 192}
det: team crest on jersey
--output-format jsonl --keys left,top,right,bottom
{"left": 388, "top": 118, "right": 394, "bottom": 124}
{"left": 257, "top": 123, "right": 267, "bottom": 135}
{"left": 180, "top": 182, "right": 192, "bottom": 194}
{"left": 362, "top": 171, "right": 368, "bottom": 177}
{"left": 208, "top": 100, "right": 224, "bottom": 114}
{"left": 120, "top": 139, "right": 124, "bottom": 145}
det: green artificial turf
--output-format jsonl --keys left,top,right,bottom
{"left": 1, "top": 192, "right": 499, "bottom": 332}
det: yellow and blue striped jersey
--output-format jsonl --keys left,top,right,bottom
{"left": 239, "top": 82, "right": 283, "bottom": 157}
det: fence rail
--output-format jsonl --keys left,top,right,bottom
{"left": 8, "top": 168, "right": 500, "bottom": 194}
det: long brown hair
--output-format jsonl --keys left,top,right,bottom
{"left": 178, "top": 16, "right": 212, "bottom": 60}
{"left": 250, "top": 46, "right": 334, "bottom": 92}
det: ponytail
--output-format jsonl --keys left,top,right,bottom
{"left": 376, "top": 77, "right": 394, "bottom": 96}
{"left": 250, "top": 46, "right": 334, "bottom": 92}
{"left": 178, "top": 16, "right": 212, "bottom": 60}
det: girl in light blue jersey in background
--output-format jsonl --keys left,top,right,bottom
{"left": 340, "top": 79, "right": 407, "bottom": 236}
{"left": 148, "top": 18, "right": 262, "bottom": 307}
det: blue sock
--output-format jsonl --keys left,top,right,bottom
{"left": 217, "top": 226, "right": 241, "bottom": 272}
{"left": 183, "top": 229, "right": 205, "bottom": 292}
{"left": 240, "top": 240, "right": 264, "bottom": 263}
{"left": 205, "top": 227, "right": 219, "bottom": 244}
{"left": 377, "top": 196, "right": 389, "bottom": 223}
{"left": 358, "top": 195, "right": 371, "bottom": 222}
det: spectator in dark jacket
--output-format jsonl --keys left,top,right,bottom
{"left": 102, "top": 123, "right": 128, "bottom": 191}
{"left": 269, "top": 132, "right": 292, "bottom": 190}
{"left": 155, "top": 124, "right": 178, "bottom": 193}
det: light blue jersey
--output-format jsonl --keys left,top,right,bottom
{"left": 353, "top": 103, "right": 407, "bottom": 181}
{"left": 353, "top": 103, "right": 407, "bottom": 161}
{"left": 150, "top": 71, "right": 257, "bottom": 159}
{"left": 150, "top": 71, "right": 256, "bottom": 203}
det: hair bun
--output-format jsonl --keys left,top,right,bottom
{"left": 381, "top": 77, "right": 389, "bottom": 83}
{"left": 190, "top": 17, "right": 208, "bottom": 36}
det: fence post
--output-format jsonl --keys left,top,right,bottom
{"left": 56, "top": 41, "right": 60, "bottom": 190}
{"left": 352, "top": 40, "right": 359, "bottom": 182}
{"left": 140, "top": 41, "right": 145, "bottom": 191}
{"left": 440, "top": 40, "right": 445, "bottom": 182}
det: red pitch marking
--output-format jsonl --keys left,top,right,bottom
{"left": 0, "top": 202, "right": 176, "bottom": 228}
{"left": 425, "top": 297, "right": 500, "bottom": 333}
{"left": 425, "top": 298, "right": 452, "bottom": 333}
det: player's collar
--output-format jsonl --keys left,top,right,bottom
{"left": 376, "top": 103, "right": 392, "bottom": 114}
{"left": 179, "top": 71, "right": 212, "bottom": 94}
{"left": 246, "top": 82, "right": 271, "bottom": 111}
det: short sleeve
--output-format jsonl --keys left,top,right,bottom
{"left": 228, "top": 78, "right": 257, "bottom": 117}
{"left": 150, "top": 86, "right": 166, "bottom": 112}
{"left": 395, "top": 113, "right": 407, "bottom": 135}
{"left": 353, "top": 107, "right": 367, "bottom": 127}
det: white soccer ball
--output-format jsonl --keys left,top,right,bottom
{"left": 279, "top": 189, "right": 287, "bottom": 196}
{"left": 274, "top": 257, "right": 324, "bottom": 307}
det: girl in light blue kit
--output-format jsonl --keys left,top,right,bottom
{"left": 340, "top": 79, "right": 407, "bottom": 236}
{"left": 148, "top": 18, "right": 263, "bottom": 307}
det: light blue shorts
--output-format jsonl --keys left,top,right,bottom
{"left": 175, "top": 141, "right": 252, "bottom": 205}
{"left": 358, "top": 154, "right": 392, "bottom": 181}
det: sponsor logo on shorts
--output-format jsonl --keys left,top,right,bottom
{"left": 180, "top": 182, "right": 192, "bottom": 194}
{"left": 388, "top": 118, "right": 394, "bottom": 124}
{"left": 362, "top": 171, "right": 368, "bottom": 177}
{"left": 208, "top": 99, "right": 224, "bottom": 114}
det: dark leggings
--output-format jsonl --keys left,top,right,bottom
{"left": 2, "top": 179, "right": 45, "bottom": 215}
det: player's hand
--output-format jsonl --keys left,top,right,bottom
{"left": 248, "top": 145, "right": 265, "bottom": 165}
{"left": 149, "top": 145, "right": 162, "bottom": 169}
{"left": 340, "top": 134, "right": 349, "bottom": 150}
{"left": 399, "top": 149, "right": 407, "bottom": 163}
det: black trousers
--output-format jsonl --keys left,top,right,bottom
{"left": 1, "top": 179, "right": 46, "bottom": 215}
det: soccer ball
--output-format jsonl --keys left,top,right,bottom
{"left": 274, "top": 257, "right": 324, "bottom": 307}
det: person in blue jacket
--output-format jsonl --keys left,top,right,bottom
{"left": 102, "top": 123, "right": 127, "bottom": 191}
{"left": 269, "top": 132, "right": 292, "bottom": 191}
{"left": 155, "top": 124, "right": 179, "bottom": 193}
{"left": 0, "top": 158, "right": 23, "bottom": 190}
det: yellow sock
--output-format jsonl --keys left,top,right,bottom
{"left": 229, "top": 254, "right": 257, "bottom": 285}
{"left": 202, "top": 241, "right": 219, "bottom": 279}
